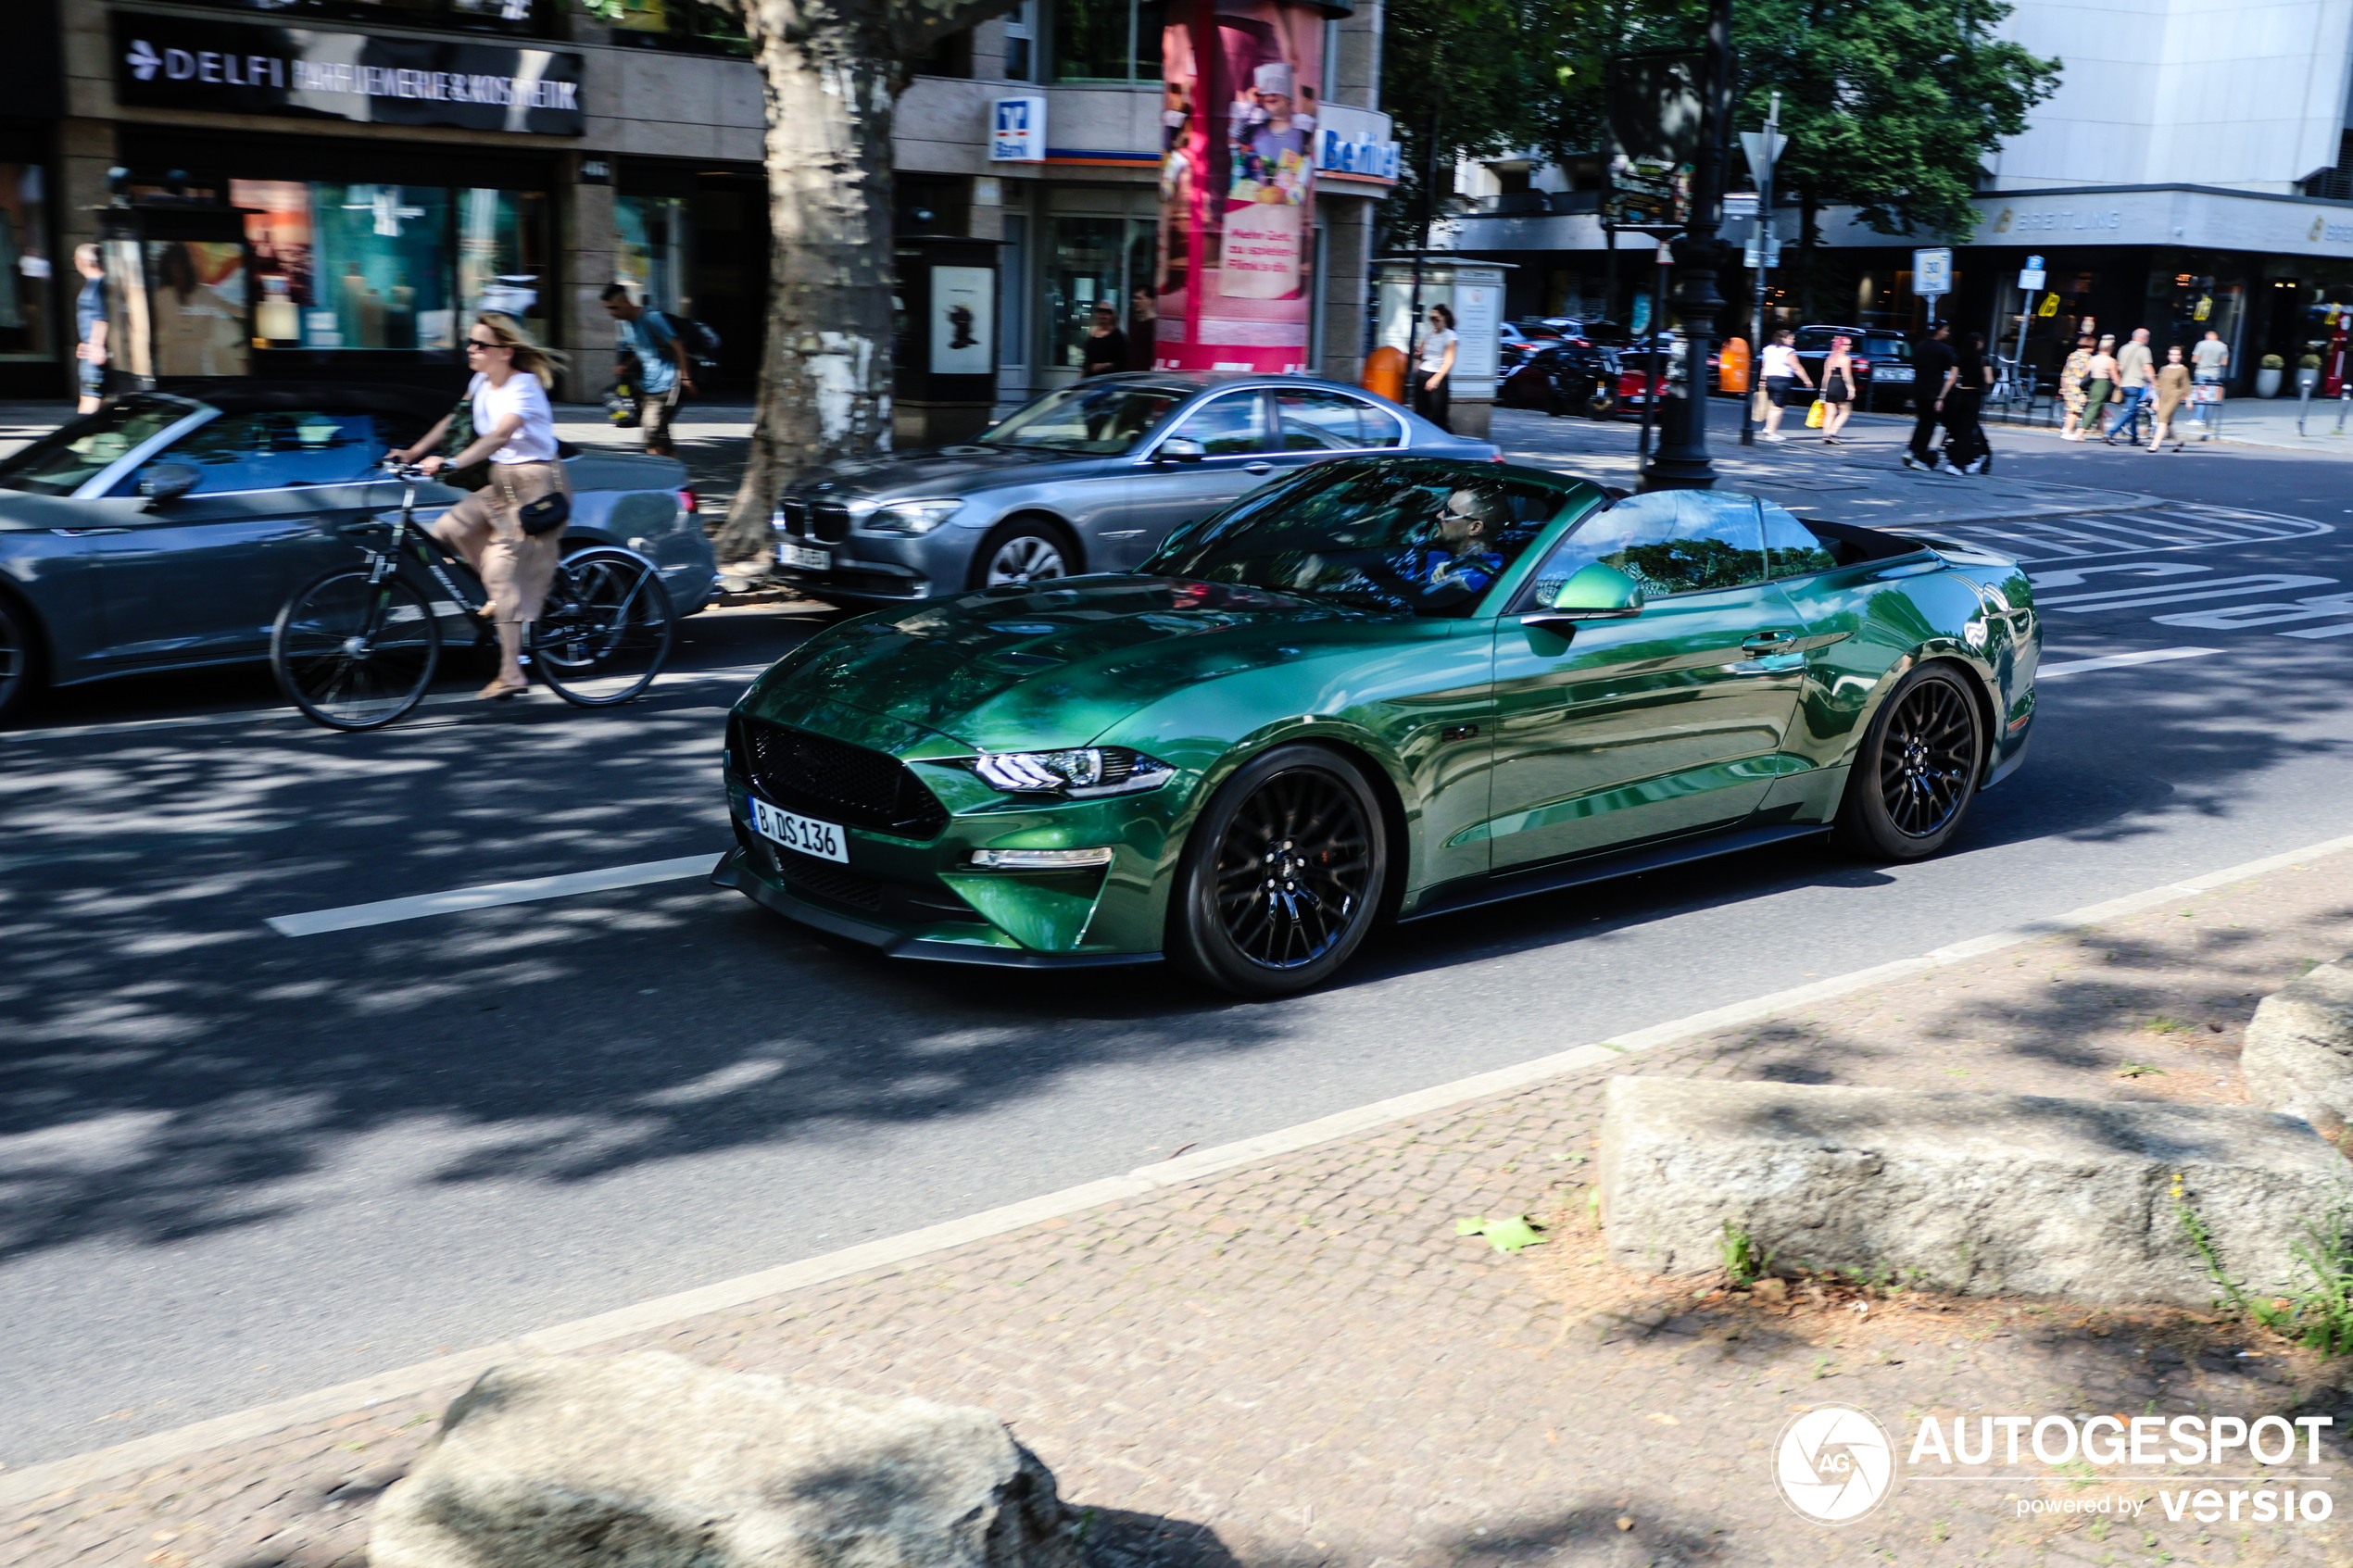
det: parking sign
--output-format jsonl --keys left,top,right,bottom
{"left": 989, "top": 96, "right": 1045, "bottom": 162}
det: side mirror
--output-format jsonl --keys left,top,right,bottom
{"left": 1520, "top": 562, "right": 1645, "bottom": 635}
{"left": 1154, "top": 436, "right": 1205, "bottom": 465}
{"left": 138, "top": 463, "right": 201, "bottom": 507}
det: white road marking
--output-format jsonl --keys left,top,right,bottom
{"left": 1938, "top": 504, "right": 2333, "bottom": 565}
{"left": 3, "top": 664, "right": 774, "bottom": 744}
{"left": 2035, "top": 646, "right": 2221, "bottom": 679}
{"left": 2155, "top": 593, "right": 2353, "bottom": 633}
{"left": 267, "top": 853, "right": 724, "bottom": 936}
{"left": 2036, "top": 573, "right": 2336, "bottom": 612}
{"left": 2281, "top": 620, "right": 2353, "bottom": 639}
{"left": 19, "top": 827, "right": 2353, "bottom": 1510}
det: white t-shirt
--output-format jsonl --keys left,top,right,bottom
{"left": 469, "top": 370, "right": 559, "bottom": 464}
{"left": 1761, "top": 342, "right": 1799, "bottom": 378}
{"left": 1416, "top": 328, "right": 1457, "bottom": 373}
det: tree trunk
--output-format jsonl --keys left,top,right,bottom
{"left": 718, "top": 0, "right": 899, "bottom": 566}
{"left": 1796, "top": 193, "right": 1821, "bottom": 322}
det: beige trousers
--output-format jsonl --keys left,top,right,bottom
{"left": 431, "top": 461, "right": 569, "bottom": 624}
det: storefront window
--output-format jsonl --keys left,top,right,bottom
{"left": 170, "top": 0, "right": 558, "bottom": 38}
{"left": 232, "top": 180, "right": 547, "bottom": 353}
{"left": 1048, "top": 217, "right": 1155, "bottom": 371}
{"left": 615, "top": 194, "right": 691, "bottom": 314}
{"left": 0, "top": 165, "right": 53, "bottom": 362}
{"left": 584, "top": 0, "right": 751, "bottom": 56}
{"left": 1053, "top": 0, "right": 1164, "bottom": 82}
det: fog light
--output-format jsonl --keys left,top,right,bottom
{"left": 967, "top": 847, "right": 1114, "bottom": 870}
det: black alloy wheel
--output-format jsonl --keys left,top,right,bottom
{"left": 271, "top": 569, "right": 442, "bottom": 731}
{"left": 1831, "top": 663, "right": 1983, "bottom": 859}
{"left": 1170, "top": 744, "right": 1388, "bottom": 997}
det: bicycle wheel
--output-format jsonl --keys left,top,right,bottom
{"left": 527, "top": 546, "right": 675, "bottom": 708}
{"left": 271, "top": 569, "right": 442, "bottom": 731}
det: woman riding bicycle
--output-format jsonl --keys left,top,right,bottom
{"left": 389, "top": 314, "right": 571, "bottom": 700}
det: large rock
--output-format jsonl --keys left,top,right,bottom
{"left": 2244, "top": 957, "right": 2353, "bottom": 1137}
{"left": 1598, "top": 1076, "right": 2353, "bottom": 1305}
{"left": 370, "top": 1353, "right": 1081, "bottom": 1568}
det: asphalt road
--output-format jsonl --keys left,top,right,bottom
{"left": 6, "top": 409, "right": 2352, "bottom": 1467}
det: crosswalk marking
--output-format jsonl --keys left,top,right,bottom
{"left": 2036, "top": 647, "right": 2221, "bottom": 680}
{"left": 1939, "top": 504, "right": 2332, "bottom": 565}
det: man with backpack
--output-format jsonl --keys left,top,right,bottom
{"left": 600, "top": 282, "right": 696, "bottom": 457}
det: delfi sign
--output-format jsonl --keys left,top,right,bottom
{"left": 989, "top": 96, "right": 1046, "bottom": 163}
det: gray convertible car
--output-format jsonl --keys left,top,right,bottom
{"left": 770, "top": 372, "right": 1497, "bottom": 606}
{"left": 0, "top": 383, "right": 713, "bottom": 722}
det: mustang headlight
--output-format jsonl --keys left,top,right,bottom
{"left": 862, "top": 498, "right": 964, "bottom": 535}
{"left": 970, "top": 746, "right": 1175, "bottom": 797}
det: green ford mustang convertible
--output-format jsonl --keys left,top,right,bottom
{"left": 716, "top": 456, "right": 2039, "bottom": 996}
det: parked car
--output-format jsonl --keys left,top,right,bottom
{"left": 1498, "top": 341, "right": 1622, "bottom": 419}
{"left": 1789, "top": 325, "right": 1917, "bottom": 403}
{"left": 719, "top": 456, "right": 2040, "bottom": 996}
{"left": 0, "top": 383, "right": 709, "bottom": 723}
{"left": 768, "top": 373, "right": 1496, "bottom": 607}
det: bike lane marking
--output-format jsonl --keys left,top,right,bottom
{"left": 266, "top": 853, "right": 723, "bottom": 935}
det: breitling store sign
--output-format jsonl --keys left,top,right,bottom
{"left": 109, "top": 13, "right": 586, "bottom": 136}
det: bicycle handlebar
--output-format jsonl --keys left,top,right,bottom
{"left": 381, "top": 458, "right": 435, "bottom": 482}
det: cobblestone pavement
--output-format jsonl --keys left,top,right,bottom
{"left": 8, "top": 854, "right": 2353, "bottom": 1568}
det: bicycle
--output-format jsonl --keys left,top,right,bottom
{"left": 270, "top": 460, "right": 676, "bottom": 731}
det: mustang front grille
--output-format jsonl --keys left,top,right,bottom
{"left": 736, "top": 717, "right": 950, "bottom": 839}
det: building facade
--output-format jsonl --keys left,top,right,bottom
{"left": 1433, "top": 0, "right": 2353, "bottom": 392}
{"left": 3, "top": 0, "right": 1392, "bottom": 408}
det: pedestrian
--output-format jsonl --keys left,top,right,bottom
{"left": 1759, "top": 327, "right": 1812, "bottom": 441}
{"left": 1905, "top": 321, "right": 1956, "bottom": 470}
{"left": 1079, "top": 301, "right": 1129, "bottom": 378}
{"left": 2189, "top": 327, "right": 2228, "bottom": 428}
{"left": 600, "top": 283, "right": 694, "bottom": 458}
{"left": 72, "top": 244, "right": 107, "bottom": 415}
{"left": 1415, "top": 304, "right": 1458, "bottom": 431}
{"left": 2104, "top": 326, "right": 2154, "bottom": 445}
{"left": 1127, "top": 286, "right": 1157, "bottom": 371}
{"left": 2058, "top": 332, "right": 2095, "bottom": 440}
{"left": 387, "top": 314, "right": 572, "bottom": 701}
{"left": 1942, "top": 330, "right": 1995, "bottom": 473}
{"left": 2148, "top": 344, "right": 2193, "bottom": 451}
{"left": 2084, "top": 333, "right": 2118, "bottom": 434}
{"left": 1818, "top": 333, "right": 1858, "bottom": 444}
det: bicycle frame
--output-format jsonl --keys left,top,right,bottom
{"left": 356, "top": 473, "right": 488, "bottom": 622}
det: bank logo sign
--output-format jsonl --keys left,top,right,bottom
{"left": 109, "top": 13, "right": 585, "bottom": 137}
{"left": 989, "top": 96, "right": 1045, "bottom": 162}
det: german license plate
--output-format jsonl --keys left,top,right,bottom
{"left": 750, "top": 797, "right": 848, "bottom": 863}
{"left": 1875, "top": 367, "right": 1915, "bottom": 383}
{"left": 777, "top": 541, "right": 829, "bottom": 571}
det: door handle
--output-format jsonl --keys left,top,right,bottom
{"left": 1243, "top": 461, "right": 1273, "bottom": 474}
{"left": 1741, "top": 630, "right": 1796, "bottom": 656}
{"left": 52, "top": 526, "right": 132, "bottom": 536}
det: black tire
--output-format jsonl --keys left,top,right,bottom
{"left": 271, "top": 569, "right": 441, "bottom": 731}
{"left": 1167, "top": 744, "right": 1390, "bottom": 998}
{"left": 529, "top": 546, "right": 676, "bottom": 708}
{"left": 1831, "top": 662, "right": 1983, "bottom": 859}
{"left": 968, "top": 518, "right": 1076, "bottom": 590}
{"left": 0, "top": 590, "right": 40, "bottom": 727}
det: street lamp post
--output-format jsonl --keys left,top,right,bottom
{"left": 1640, "top": 0, "right": 1732, "bottom": 491}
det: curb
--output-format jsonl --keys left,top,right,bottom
{"left": 6, "top": 829, "right": 2353, "bottom": 1507}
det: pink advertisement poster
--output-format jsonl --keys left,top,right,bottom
{"left": 1156, "top": 0, "right": 1321, "bottom": 371}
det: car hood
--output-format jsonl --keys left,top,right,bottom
{"left": 784, "top": 444, "right": 1091, "bottom": 501}
{"left": 743, "top": 576, "right": 1367, "bottom": 750}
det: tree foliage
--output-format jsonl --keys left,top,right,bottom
{"left": 1733, "top": 0, "right": 2060, "bottom": 241}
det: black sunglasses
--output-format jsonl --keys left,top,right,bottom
{"left": 465, "top": 338, "right": 504, "bottom": 351}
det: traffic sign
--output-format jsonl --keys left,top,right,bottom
{"left": 1914, "top": 246, "right": 1953, "bottom": 297}
{"left": 1739, "top": 129, "right": 1787, "bottom": 182}
{"left": 2019, "top": 268, "right": 2046, "bottom": 290}
{"left": 2025, "top": 254, "right": 2045, "bottom": 270}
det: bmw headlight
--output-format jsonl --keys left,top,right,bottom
{"left": 969, "top": 746, "right": 1175, "bottom": 797}
{"left": 862, "top": 498, "right": 964, "bottom": 535}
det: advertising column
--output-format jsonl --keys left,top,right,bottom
{"left": 1156, "top": 0, "right": 1322, "bottom": 371}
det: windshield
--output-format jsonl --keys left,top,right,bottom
{"left": 978, "top": 382, "right": 1187, "bottom": 455}
{"left": 0, "top": 398, "right": 201, "bottom": 496}
{"left": 1140, "top": 460, "right": 1599, "bottom": 619}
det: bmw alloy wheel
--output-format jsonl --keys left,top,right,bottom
{"left": 983, "top": 533, "right": 1069, "bottom": 586}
